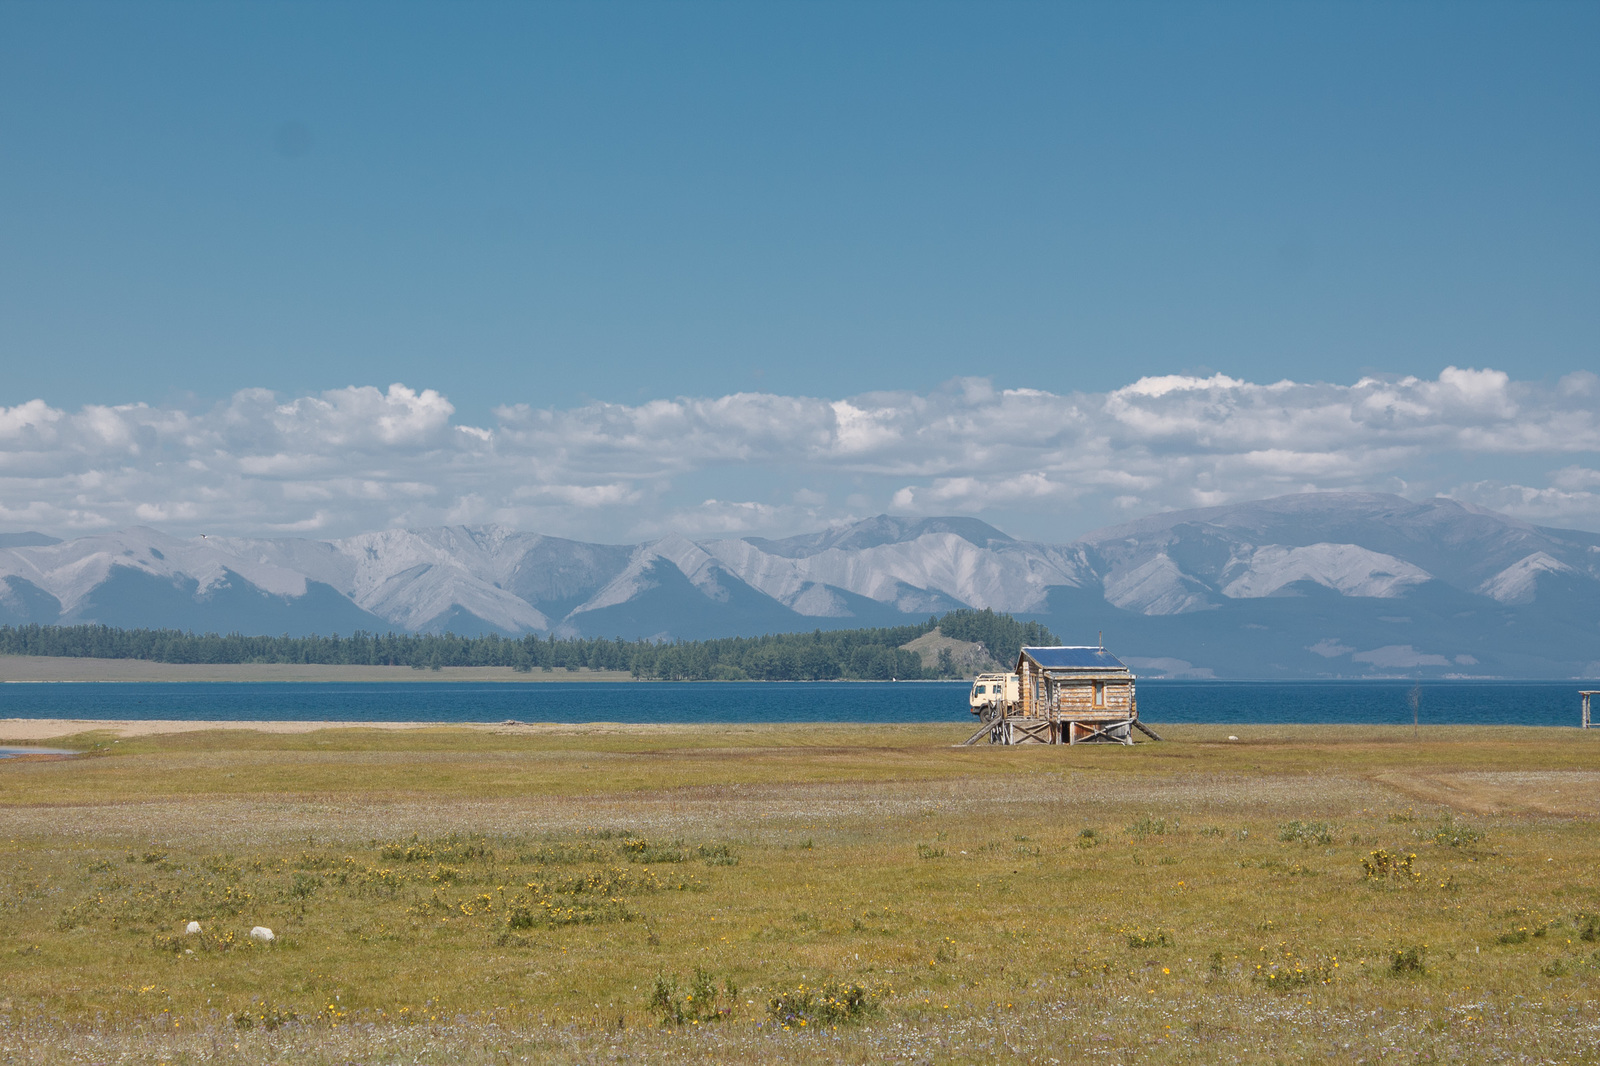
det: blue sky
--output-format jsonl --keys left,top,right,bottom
{"left": 0, "top": 2, "right": 1597, "bottom": 542}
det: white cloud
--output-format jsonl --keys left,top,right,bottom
{"left": 1551, "top": 465, "right": 1600, "bottom": 491}
{"left": 0, "top": 399, "right": 64, "bottom": 441}
{"left": 1117, "top": 373, "right": 1249, "bottom": 398}
{"left": 0, "top": 367, "right": 1597, "bottom": 541}
{"left": 1442, "top": 481, "right": 1600, "bottom": 527}
{"left": 1351, "top": 645, "right": 1453, "bottom": 669}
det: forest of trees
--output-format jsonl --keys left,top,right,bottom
{"left": 0, "top": 609, "right": 1060, "bottom": 682}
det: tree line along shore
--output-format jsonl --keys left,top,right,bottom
{"left": 0, "top": 609, "right": 1057, "bottom": 682}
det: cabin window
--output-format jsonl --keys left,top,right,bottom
{"left": 1093, "top": 681, "right": 1105, "bottom": 707}
{"left": 975, "top": 684, "right": 987, "bottom": 694}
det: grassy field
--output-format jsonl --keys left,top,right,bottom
{"left": 2, "top": 722, "right": 1599, "bottom": 1063}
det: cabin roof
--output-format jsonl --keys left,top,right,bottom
{"left": 1019, "top": 646, "right": 1129, "bottom": 671}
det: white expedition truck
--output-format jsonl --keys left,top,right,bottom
{"left": 968, "top": 672, "right": 1021, "bottom": 722}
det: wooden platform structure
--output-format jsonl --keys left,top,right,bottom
{"left": 1583, "top": 691, "right": 1596, "bottom": 729}
{"left": 964, "top": 645, "right": 1161, "bottom": 746}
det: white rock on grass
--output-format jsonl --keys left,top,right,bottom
{"left": 249, "top": 926, "right": 275, "bottom": 943}
{"left": 184, "top": 921, "right": 201, "bottom": 935}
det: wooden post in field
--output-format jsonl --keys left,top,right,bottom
{"left": 1582, "top": 691, "right": 1596, "bottom": 729}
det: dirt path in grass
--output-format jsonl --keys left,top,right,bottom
{"left": 1371, "top": 769, "right": 1600, "bottom": 817}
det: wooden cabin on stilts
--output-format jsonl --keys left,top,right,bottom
{"left": 963, "top": 645, "right": 1161, "bottom": 746}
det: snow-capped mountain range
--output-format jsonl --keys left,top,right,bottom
{"left": 3, "top": 493, "right": 1598, "bottom": 677}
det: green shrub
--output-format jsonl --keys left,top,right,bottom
{"left": 1252, "top": 946, "right": 1337, "bottom": 989}
{"left": 767, "top": 978, "right": 876, "bottom": 1028}
{"left": 1389, "top": 945, "right": 1426, "bottom": 976}
{"left": 649, "top": 968, "right": 738, "bottom": 1026}
{"left": 1577, "top": 912, "right": 1600, "bottom": 943}
{"left": 621, "top": 838, "right": 686, "bottom": 864}
{"left": 1496, "top": 923, "right": 1547, "bottom": 945}
{"left": 1362, "top": 849, "right": 1420, "bottom": 882}
{"left": 1429, "top": 815, "right": 1484, "bottom": 848}
{"left": 696, "top": 843, "right": 739, "bottom": 867}
{"left": 1278, "top": 821, "right": 1333, "bottom": 846}
{"left": 516, "top": 843, "right": 608, "bottom": 865}
{"left": 1124, "top": 928, "right": 1173, "bottom": 949}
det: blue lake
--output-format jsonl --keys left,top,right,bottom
{"left": 0, "top": 679, "right": 1593, "bottom": 727}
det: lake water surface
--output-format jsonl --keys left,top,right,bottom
{"left": 0, "top": 680, "right": 1592, "bottom": 727}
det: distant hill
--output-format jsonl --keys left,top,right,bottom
{"left": 3, "top": 493, "right": 1598, "bottom": 677}
{"left": 0, "top": 608, "right": 1056, "bottom": 682}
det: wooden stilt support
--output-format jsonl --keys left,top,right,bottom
{"left": 1067, "top": 718, "right": 1134, "bottom": 745}
{"left": 960, "top": 720, "right": 999, "bottom": 746}
{"left": 1582, "top": 691, "right": 1596, "bottom": 729}
{"left": 1133, "top": 720, "right": 1164, "bottom": 741}
{"left": 1006, "top": 718, "right": 1055, "bottom": 744}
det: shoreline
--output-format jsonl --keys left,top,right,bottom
{"left": 0, "top": 717, "right": 1588, "bottom": 743}
{"left": 0, "top": 718, "right": 764, "bottom": 740}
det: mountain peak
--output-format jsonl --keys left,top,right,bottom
{"left": 5, "top": 494, "right": 1599, "bottom": 675}
{"left": 1080, "top": 492, "right": 1425, "bottom": 543}
{"left": 741, "top": 514, "right": 1014, "bottom": 559}
{"left": 0, "top": 532, "right": 62, "bottom": 549}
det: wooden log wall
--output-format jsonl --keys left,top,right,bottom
{"left": 1048, "top": 679, "right": 1135, "bottom": 714}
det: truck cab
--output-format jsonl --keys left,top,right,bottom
{"left": 969, "top": 672, "right": 1020, "bottom": 718}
